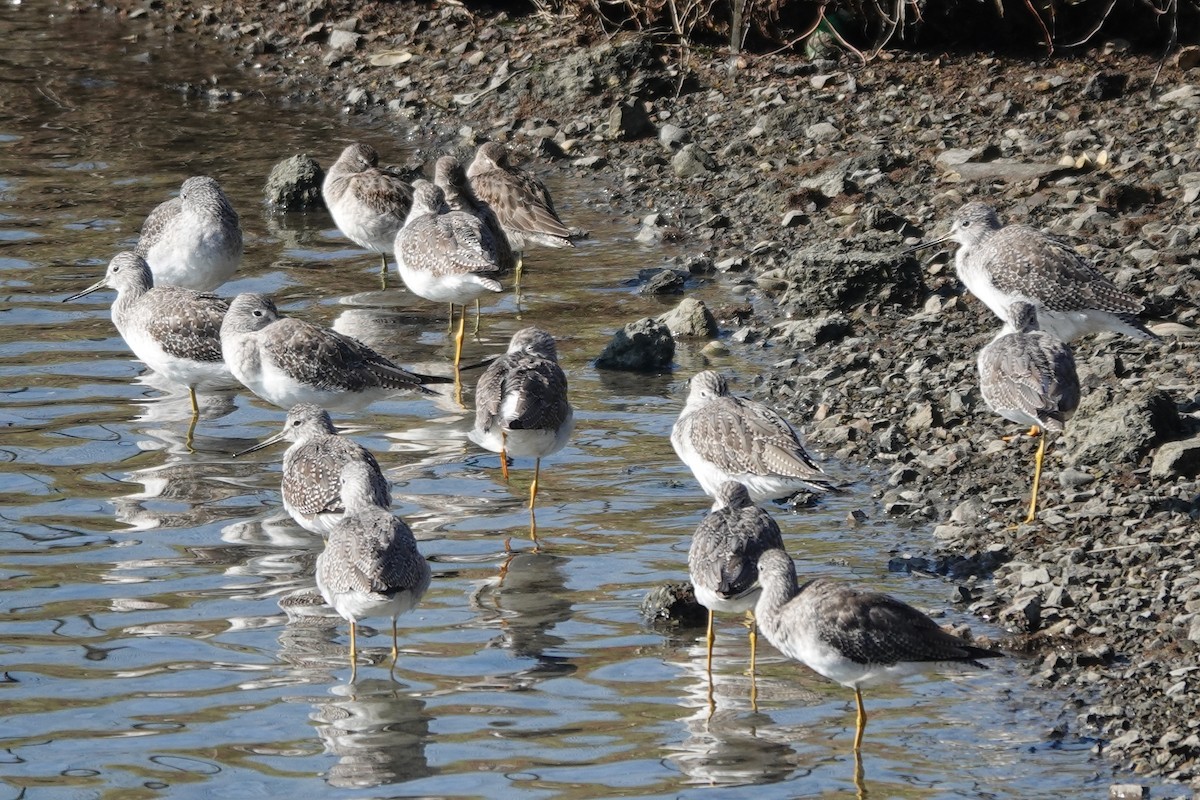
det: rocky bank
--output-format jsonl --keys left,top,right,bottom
{"left": 78, "top": 0, "right": 1200, "bottom": 790}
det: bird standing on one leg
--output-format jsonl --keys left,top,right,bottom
{"left": 323, "top": 142, "right": 414, "bottom": 281}
{"left": 978, "top": 301, "right": 1080, "bottom": 525}
{"left": 64, "top": 252, "right": 233, "bottom": 422}
{"left": 753, "top": 548, "right": 1003, "bottom": 751}
{"left": 470, "top": 327, "right": 574, "bottom": 546}
{"left": 466, "top": 141, "right": 573, "bottom": 286}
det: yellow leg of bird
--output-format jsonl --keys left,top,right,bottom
{"left": 473, "top": 299, "right": 481, "bottom": 336}
{"left": 380, "top": 254, "right": 389, "bottom": 290}
{"left": 529, "top": 458, "right": 541, "bottom": 510}
{"left": 705, "top": 609, "right": 715, "bottom": 674}
{"left": 1024, "top": 429, "right": 1049, "bottom": 524}
{"left": 1002, "top": 424, "right": 1041, "bottom": 443}
{"left": 454, "top": 305, "right": 467, "bottom": 369}
{"left": 528, "top": 458, "right": 541, "bottom": 548}
{"left": 188, "top": 386, "right": 199, "bottom": 416}
{"left": 853, "top": 687, "right": 867, "bottom": 751}
{"left": 349, "top": 621, "right": 358, "bottom": 683}
{"left": 515, "top": 253, "right": 523, "bottom": 289}
{"left": 746, "top": 610, "right": 757, "bottom": 677}
{"left": 500, "top": 431, "right": 509, "bottom": 481}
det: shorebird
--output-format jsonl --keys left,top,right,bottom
{"left": 394, "top": 180, "right": 503, "bottom": 368}
{"left": 466, "top": 141, "right": 573, "bottom": 284}
{"left": 316, "top": 459, "right": 431, "bottom": 681}
{"left": 978, "top": 301, "right": 1080, "bottom": 525}
{"left": 219, "top": 293, "right": 449, "bottom": 411}
{"left": 671, "top": 371, "right": 834, "bottom": 505}
{"left": 918, "top": 201, "right": 1157, "bottom": 342}
{"left": 689, "top": 481, "right": 785, "bottom": 678}
{"left": 754, "top": 548, "right": 1003, "bottom": 750}
{"left": 134, "top": 176, "right": 243, "bottom": 292}
{"left": 64, "top": 252, "right": 233, "bottom": 416}
{"left": 470, "top": 327, "right": 574, "bottom": 544}
{"left": 435, "top": 154, "right": 516, "bottom": 331}
{"left": 323, "top": 142, "right": 414, "bottom": 279}
{"left": 234, "top": 403, "right": 391, "bottom": 536}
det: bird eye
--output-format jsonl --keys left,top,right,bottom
{"left": 253, "top": 309, "right": 263, "bottom": 317}
{"left": 961, "top": 220, "right": 972, "bottom": 228}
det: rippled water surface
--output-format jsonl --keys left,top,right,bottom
{"left": 0, "top": 4, "right": 1140, "bottom": 798}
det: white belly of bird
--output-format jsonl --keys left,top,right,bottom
{"left": 330, "top": 195, "right": 399, "bottom": 254}
{"left": 145, "top": 226, "right": 239, "bottom": 292}
{"left": 397, "top": 260, "right": 498, "bottom": 306}
{"left": 775, "top": 628, "right": 929, "bottom": 689}
{"left": 283, "top": 500, "right": 342, "bottom": 537}
{"left": 672, "top": 431, "right": 808, "bottom": 503}
{"left": 319, "top": 583, "right": 423, "bottom": 625}
{"left": 693, "top": 583, "right": 760, "bottom": 614}
{"left": 123, "top": 325, "right": 233, "bottom": 390}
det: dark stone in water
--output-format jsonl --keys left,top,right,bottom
{"left": 595, "top": 317, "right": 674, "bottom": 372}
{"left": 641, "top": 582, "right": 706, "bottom": 627}
{"left": 265, "top": 153, "right": 325, "bottom": 211}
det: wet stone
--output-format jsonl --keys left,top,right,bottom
{"left": 657, "top": 297, "right": 718, "bottom": 338}
{"left": 608, "top": 99, "right": 653, "bottom": 141}
{"left": 672, "top": 143, "right": 716, "bottom": 178}
{"left": 264, "top": 154, "right": 325, "bottom": 211}
{"left": 639, "top": 269, "right": 685, "bottom": 295}
{"left": 640, "top": 582, "right": 706, "bottom": 627}
{"left": 1149, "top": 434, "right": 1200, "bottom": 479}
{"left": 595, "top": 317, "right": 674, "bottom": 372}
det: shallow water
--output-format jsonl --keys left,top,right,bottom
{"left": 0, "top": 3, "right": 1143, "bottom": 798}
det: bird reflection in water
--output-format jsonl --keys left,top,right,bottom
{"left": 129, "top": 370, "right": 238, "bottom": 454}
{"left": 473, "top": 551, "right": 576, "bottom": 685}
{"left": 310, "top": 678, "right": 432, "bottom": 790}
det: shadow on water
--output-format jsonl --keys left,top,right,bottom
{"left": 0, "top": 1, "right": 1134, "bottom": 798}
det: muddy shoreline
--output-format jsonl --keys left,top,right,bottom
{"left": 76, "top": 0, "right": 1200, "bottom": 789}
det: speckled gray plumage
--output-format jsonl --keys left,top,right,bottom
{"left": 220, "top": 293, "right": 439, "bottom": 401}
{"left": 671, "top": 370, "right": 832, "bottom": 499}
{"left": 275, "top": 404, "right": 390, "bottom": 519}
{"left": 688, "top": 482, "right": 785, "bottom": 609}
{"left": 978, "top": 302, "right": 1080, "bottom": 432}
{"left": 316, "top": 462, "right": 430, "bottom": 619}
{"left": 396, "top": 181, "right": 503, "bottom": 286}
{"left": 65, "top": 252, "right": 232, "bottom": 389}
{"left": 466, "top": 141, "right": 572, "bottom": 252}
{"left": 134, "top": 176, "right": 242, "bottom": 291}
{"left": 473, "top": 327, "right": 571, "bottom": 440}
{"left": 755, "top": 549, "right": 1001, "bottom": 674}
{"left": 323, "top": 142, "right": 414, "bottom": 258}
{"left": 949, "top": 201, "right": 1155, "bottom": 341}
{"left": 434, "top": 154, "right": 516, "bottom": 274}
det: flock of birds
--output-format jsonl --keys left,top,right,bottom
{"left": 61, "top": 139, "right": 1161, "bottom": 754}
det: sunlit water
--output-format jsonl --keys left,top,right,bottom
{"left": 0, "top": 3, "right": 1144, "bottom": 798}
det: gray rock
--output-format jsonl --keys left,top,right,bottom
{"left": 672, "top": 143, "right": 716, "bottom": 178}
{"left": 771, "top": 313, "right": 852, "bottom": 347}
{"left": 779, "top": 247, "right": 926, "bottom": 313}
{"left": 1082, "top": 72, "right": 1128, "bottom": 101}
{"left": 658, "top": 123, "right": 689, "bottom": 150}
{"left": 1058, "top": 467, "right": 1095, "bottom": 488}
{"left": 657, "top": 298, "right": 718, "bottom": 338}
{"left": 608, "top": 100, "right": 653, "bottom": 140}
{"left": 328, "top": 28, "right": 361, "bottom": 52}
{"left": 806, "top": 121, "right": 840, "bottom": 142}
{"left": 1149, "top": 434, "right": 1200, "bottom": 479}
{"left": 1063, "top": 387, "right": 1182, "bottom": 469}
{"left": 640, "top": 582, "right": 706, "bottom": 627}
{"left": 639, "top": 269, "right": 685, "bottom": 295}
{"left": 1108, "top": 785, "right": 1148, "bottom": 800}
{"left": 946, "top": 160, "right": 1068, "bottom": 183}
{"left": 999, "top": 591, "right": 1043, "bottom": 632}
{"left": 264, "top": 154, "right": 326, "bottom": 211}
{"left": 595, "top": 318, "right": 674, "bottom": 372}
{"left": 1159, "top": 84, "right": 1200, "bottom": 108}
